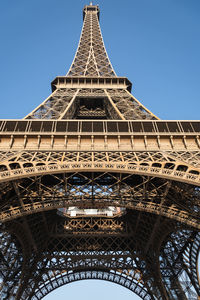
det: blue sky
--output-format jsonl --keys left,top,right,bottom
{"left": 0, "top": 0, "right": 200, "bottom": 299}
{"left": 0, "top": 0, "right": 200, "bottom": 120}
{"left": 43, "top": 280, "right": 140, "bottom": 300}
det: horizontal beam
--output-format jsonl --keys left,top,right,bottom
{"left": 0, "top": 131, "right": 199, "bottom": 151}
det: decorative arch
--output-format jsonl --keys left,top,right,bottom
{"left": 0, "top": 150, "right": 200, "bottom": 187}
{"left": 23, "top": 270, "right": 153, "bottom": 300}
{"left": 0, "top": 161, "right": 200, "bottom": 187}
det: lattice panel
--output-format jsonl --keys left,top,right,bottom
{"left": 160, "top": 230, "right": 200, "bottom": 299}
{"left": 0, "top": 231, "right": 24, "bottom": 299}
{"left": 16, "top": 222, "right": 165, "bottom": 300}
{"left": 182, "top": 232, "right": 200, "bottom": 295}
{"left": 167, "top": 151, "right": 200, "bottom": 168}
{"left": 25, "top": 88, "right": 77, "bottom": 119}
{"left": 25, "top": 87, "right": 159, "bottom": 120}
{"left": 106, "top": 89, "right": 158, "bottom": 120}
{"left": 0, "top": 150, "right": 200, "bottom": 187}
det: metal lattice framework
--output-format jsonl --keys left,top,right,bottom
{"left": 67, "top": 5, "right": 115, "bottom": 77}
{"left": 0, "top": 3, "right": 199, "bottom": 300}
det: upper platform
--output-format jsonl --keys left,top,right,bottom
{"left": 83, "top": 4, "right": 100, "bottom": 20}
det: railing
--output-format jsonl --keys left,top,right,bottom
{"left": 0, "top": 120, "right": 200, "bottom": 135}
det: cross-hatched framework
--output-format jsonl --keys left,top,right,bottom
{"left": 0, "top": 3, "right": 199, "bottom": 300}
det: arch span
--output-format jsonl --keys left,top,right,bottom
{"left": 41, "top": 280, "right": 141, "bottom": 300}
{"left": 0, "top": 161, "right": 200, "bottom": 186}
{"left": 1, "top": 196, "right": 199, "bottom": 229}
{"left": 25, "top": 270, "right": 152, "bottom": 300}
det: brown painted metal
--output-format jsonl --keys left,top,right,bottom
{"left": 0, "top": 4, "right": 199, "bottom": 300}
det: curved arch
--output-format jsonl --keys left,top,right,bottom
{"left": 0, "top": 195, "right": 199, "bottom": 229}
{"left": 30, "top": 270, "right": 152, "bottom": 300}
{"left": 40, "top": 280, "right": 141, "bottom": 300}
{"left": 0, "top": 161, "right": 200, "bottom": 186}
{"left": 0, "top": 171, "right": 199, "bottom": 229}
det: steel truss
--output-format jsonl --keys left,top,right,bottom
{"left": 0, "top": 3, "right": 199, "bottom": 300}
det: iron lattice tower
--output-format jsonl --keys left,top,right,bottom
{"left": 0, "top": 4, "right": 199, "bottom": 300}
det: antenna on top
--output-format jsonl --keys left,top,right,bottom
{"left": 90, "top": 1, "right": 93, "bottom": 5}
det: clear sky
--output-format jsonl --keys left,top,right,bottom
{"left": 43, "top": 280, "right": 140, "bottom": 300}
{"left": 0, "top": 0, "right": 200, "bottom": 299}
{"left": 0, "top": 0, "right": 200, "bottom": 120}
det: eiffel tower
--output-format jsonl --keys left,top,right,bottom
{"left": 0, "top": 3, "right": 199, "bottom": 300}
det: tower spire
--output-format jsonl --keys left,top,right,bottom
{"left": 67, "top": 4, "right": 116, "bottom": 77}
